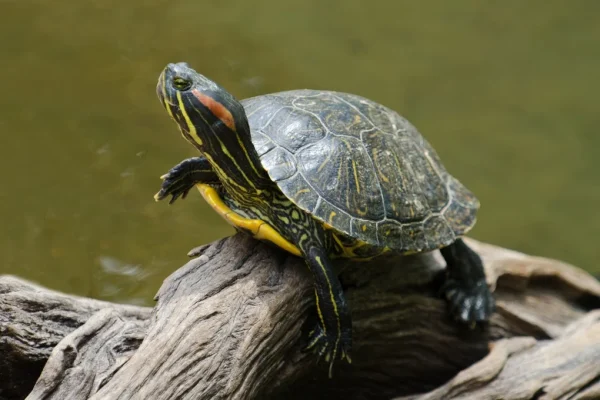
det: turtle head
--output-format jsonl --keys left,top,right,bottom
{"left": 157, "top": 62, "right": 270, "bottom": 192}
{"left": 157, "top": 62, "right": 247, "bottom": 148}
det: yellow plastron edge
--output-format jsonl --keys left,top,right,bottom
{"left": 196, "top": 184, "right": 301, "bottom": 257}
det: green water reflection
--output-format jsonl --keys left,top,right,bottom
{"left": 1, "top": 1, "right": 598, "bottom": 305}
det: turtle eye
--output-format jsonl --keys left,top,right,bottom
{"left": 173, "top": 77, "right": 191, "bottom": 91}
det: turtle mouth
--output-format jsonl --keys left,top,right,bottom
{"left": 163, "top": 97, "right": 177, "bottom": 108}
{"left": 157, "top": 67, "right": 174, "bottom": 96}
{"left": 156, "top": 72, "right": 180, "bottom": 112}
{"left": 157, "top": 90, "right": 179, "bottom": 112}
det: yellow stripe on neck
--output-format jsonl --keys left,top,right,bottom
{"left": 176, "top": 91, "right": 203, "bottom": 146}
{"left": 196, "top": 184, "right": 301, "bottom": 257}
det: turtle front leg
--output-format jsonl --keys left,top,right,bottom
{"left": 154, "top": 157, "right": 219, "bottom": 204}
{"left": 300, "top": 243, "right": 352, "bottom": 377}
{"left": 440, "top": 238, "right": 496, "bottom": 323}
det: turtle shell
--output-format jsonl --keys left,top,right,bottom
{"left": 241, "top": 90, "right": 479, "bottom": 253}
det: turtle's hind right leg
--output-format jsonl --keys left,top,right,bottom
{"left": 440, "top": 239, "right": 496, "bottom": 324}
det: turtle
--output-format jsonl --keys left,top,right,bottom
{"left": 154, "top": 62, "right": 495, "bottom": 375}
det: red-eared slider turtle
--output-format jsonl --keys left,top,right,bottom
{"left": 155, "top": 62, "right": 495, "bottom": 375}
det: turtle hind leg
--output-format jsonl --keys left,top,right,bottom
{"left": 439, "top": 239, "right": 496, "bottom": 323}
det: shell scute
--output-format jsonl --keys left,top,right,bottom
{"left": 242, "top": 90, "right": 479, "bottom": 252}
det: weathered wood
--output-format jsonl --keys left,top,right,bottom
{"left": 26, "top": 308, "right": 149, "bottom": 400}
{"left": 0, "top": 276, "right": 150, "bottom": 400}
{"left": 395, "top": 311, "right": 600, "bottom": 400}
{"left": 1, "top": 234, "right": 598, "bottom": 400}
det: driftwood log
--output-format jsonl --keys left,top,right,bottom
{"left": 1, "top": 234, "right": 599, "bottom": 400}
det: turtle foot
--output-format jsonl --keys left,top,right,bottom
{"left": 442, "top": 278, "right": 495, "bottom": 324}
{"left": 303, "top": 323, "right": 352, "bottom": 377}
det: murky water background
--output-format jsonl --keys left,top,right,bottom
{"left": 1, "top": 1, "right": 598, "bottom": 305}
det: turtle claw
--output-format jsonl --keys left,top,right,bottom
{"left": 442, "top": 279, "right": 495, "bottom": 325}
{"left": 303, "top": 324, "right": 351, "bottom": 378}
{"left": 155, "top": 157, "right": 217, "bottom": 204}
{"left": 155, "top": 185, "right": 192, "bottom": 204}
{"left": 155, "top": 164, "right": 196, "bottom": 204}
{"left": 439, "top": 239, "right": 496, "bottom": 326}
{"left": 303, "top": 325, "right": 326, "bottom": 352}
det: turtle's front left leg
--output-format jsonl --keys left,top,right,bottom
{"left": 299, "top": 242, "right": 352, "bottom": 377}
{"left": 154, "top": 156, "right": 219, "bottom": 204}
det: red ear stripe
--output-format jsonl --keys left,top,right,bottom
{"left": 191, "top": 89, "right": 237, "bottom": 132}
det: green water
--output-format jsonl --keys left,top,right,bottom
{"left": 1, "top": 1, "right": 598, "bottom": 305}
